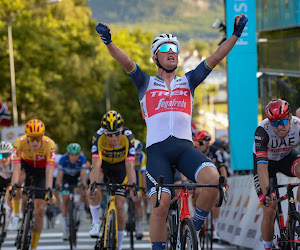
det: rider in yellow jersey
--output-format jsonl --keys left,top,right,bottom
{"left": 88, "top": 110, "right": 136, "bottom": 250}
{"left": 8, "top": 119, "right": 55, "bottom": 250}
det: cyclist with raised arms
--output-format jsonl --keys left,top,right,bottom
{"left": 8, "top": 119, "right": 55, "bottom": 250}
{"left": 253, "top": 99, "right": 300, "bottom": 250}
{"left": 88, "top": 110, "right": 136, "bottom": 250}
{"left": 55, "top": 143, "right": 87, "bottom": 240}
{"left": 194, "top": 130, "right": 228, "bottom": 240}
{"left": 133, "top": 139, "right": 148, "bottom": 240}
{"left": 95, "top": 13, "right": 247, "bottom": 249}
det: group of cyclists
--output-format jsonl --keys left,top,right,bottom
{"left": 2, "top": 8, "right": 300, "bottom": 250}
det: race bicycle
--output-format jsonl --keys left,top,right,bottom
{"left": 267, "top": 178, "right": 300, "bottom": 250}
{"left": 63, "top": 184, "right": 83, "bottom": 250}
{"left": 155, "top": 175, "right": 226, "bottom": 250}
{"left": 199, "top": 209, "right": 214, "bottom": 250}
{"left": 10, "top": 183, "right": 52, "bottom": 250}
{"left": 90, "top": 182, "right": 138, "bottom": 250}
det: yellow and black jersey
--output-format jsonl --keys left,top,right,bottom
{"left": 91, "top": 127, "right": 135, "bottom": 164}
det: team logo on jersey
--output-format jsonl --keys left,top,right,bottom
{"left": 13, "top": 149, "right": 18, "bottom": 158}
{"left": 91, "top": 145, "right": 97, "bottom": 153}
{"left": 36, "top": 155, "right": 46, "bottom": 160}
{"left": 50, "top": 151, "right": 55, "bottom": 159}
{"left": 145, "top": 88, "right": 191, "bottom": 117}
{"left": 129, "top": 147, "right": 136, "bottom": 155}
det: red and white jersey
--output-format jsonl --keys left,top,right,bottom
{"left": 129, "top": 60, "right": 212, "bottom": 147}
{"left": 253, "top": 117, "right": 300, "bottom": 162}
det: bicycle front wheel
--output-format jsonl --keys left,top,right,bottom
{"left": 180, "top": 218, "right": 198, "bottom": 250}
{"left": 288, "top": 218, "right": 300, "bottom": 250}
{"left": 0, "top": 206, "right": 6, "bottom": 246}
{"left": 20, "top": 209, "right": 33, "bottom": 250}
{"left": 127, "top": 198, "right": 135, "bottom": 249}
{"left": 105, "top": 209, "right": 117, "bottom": 250}
{"left": 68, "top": 202, "right": 77, "bottom": 249}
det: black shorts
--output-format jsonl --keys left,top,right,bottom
{"left": 0, "top": 176, "right": 10, "bottom": 193}
{"left": 21, "top": 159, "right": 46, "bottom": 199}
{"left": 253, "top": 150, "right": 300, "bottom": 197}
{"left": 146, "top": 136, "right": 216, "bottom": 197}
{"left": 90, "top": 160, "right": 127, "bottom": 197}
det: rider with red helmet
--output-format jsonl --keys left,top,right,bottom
{"left": 253, "top": 99, "right": 300, "bottom": 250}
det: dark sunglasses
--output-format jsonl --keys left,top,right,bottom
{"left": 104, "top": 130, "right": 122, "bottom": 137}
{"left": 270, "top": 119, "right": 289, "bottom": 127}
{"left": 0, "top": 153, "right": 11, "bottom": 159}
{"left": 158, "top": 44, "right": 179, "bottom": 53}
{"left": 197, "top": 141, "right": 207, "bottom": 146}
{"left": 28, "top": 136, "right": 42, "bottom": 142}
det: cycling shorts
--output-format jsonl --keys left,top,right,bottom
{"left": 101, "top": 161, "right": 127, "bottom": 197}
{"left": 0, "top": 176, "right": 10, "bottom": 193}
{"left": 146, "top": 136, "right": 216, "bottom": 197}
{"left": 253, "top": 150, "right": 300, "bottom": 197}
{"left": 60, "top": 173, "right": 80, "bottom": 195}
{"left": 21, "top": 159, "right": 46, "bottom": 199}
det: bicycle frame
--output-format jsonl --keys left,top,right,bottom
{"left": 268, "top": 178, "right": 300, "bottom": 249}
{"left": 155, "top": 175, "right": 226, "bottom": 250}
{"left": 104, "top": 193, "right": 118, "bottom": 248}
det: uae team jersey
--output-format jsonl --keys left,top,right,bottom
{"left": 254, "top": 116, "right": 300, "bottom": 163}
{"left": 128, "top": 60, "right": 212, "bottom": 147}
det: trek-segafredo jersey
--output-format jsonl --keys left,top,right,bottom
{"left": 128, "top": 60, "right": 212, "bottom": 147}
{"left": 253, "top": 116, "right": 300, "bottom": 163}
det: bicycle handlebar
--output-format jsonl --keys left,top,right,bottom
{"left": 267, "top": 178, "right": 300, "bottom": 201}
{"left": 89, "top": 182, "right": 138, "bottom": 199}
{"left": 9, "top": 184, "right": 52, "bottom": 201}
{"left": 154, "top": 175, "right": 227, "bottom": 208}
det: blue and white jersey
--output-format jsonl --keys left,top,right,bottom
{"left": 58, "top": 153, "right": 87, "bottom": 176}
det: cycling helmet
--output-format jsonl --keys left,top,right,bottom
{"left": 25, "top": 119, "right": 45, "bottom": 136}
{"left": 194, "top": 130, "right": 211, "bottom": 141}
{"left": 265, "top": 99, "right": 290, "bottom": 121}
{"left": 134, "top": 139, "right": 143, "bottom": 152}
{"left": 150, "top": 33, "right": 180, "bottom": 57}
{"left": 67, "top": 143, "right": 81, "bottom": 154}
{"left": 101, "top": 110, "right": 124, "bottom": 131}
{"left": 0, "top": 141, "right": 13, "bottom": 154}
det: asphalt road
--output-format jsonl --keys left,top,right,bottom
{"left": 2, "top": 210, "right": 251, "bottom": 250}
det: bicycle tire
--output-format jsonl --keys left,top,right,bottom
{"left": 0, "top": 206, "right": 6, "bottom": 246}
{"left": 105, "top": 209, "right": 117, "bottom": 250}
{"left": 206, "top": 211, "right": 213, "bottom": 250}
{"left": 288, "top": 217, "right": 300, "bottom": 250}
{"left": 180, "top": 217, "right": 198, "bottom": 250}
{"left": 166, "top": 207, "right": 178, "bottom": 250}
{"left": 68, "top": 201, "right": 76, "bottom": 249}
{"left": 127, "top": 198, "right": 135, "bottom": 249}
{"left": 20, "top": 209, "right": 33, "bottom": 250}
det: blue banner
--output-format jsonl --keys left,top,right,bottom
{"left": 226, "top": 0, "right": 258, "bottom": 170}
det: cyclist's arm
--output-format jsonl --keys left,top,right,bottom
{"left": 257, "top": 163, "right": 269, "bottom": 194}
{"left": 90, "top": 157, "right": 102, "bottom": 183}
{"left": 55, "top": 165, "right": 64, "bottom": 187}
{"left": 206, "top": 35, "right": 238, "bottom": 69}
{"left": 45, "top": 163, "right": 54, "bottom": 189}
{"left": 11, "top": 162, "right": 21, "bottom": 186}
{"left": 80, "top": 167, "right": 87, "bottom": 188}
{"left": 255, "top": 126, "right": 270, "bottom": 195}
{"left": 206, "top": 14, "right": 247, "bottom": 68}
{"left": 126, "top": 160, "right": 136, "bottom": 185}
{"left": 219, "top": 166, "right": 227, "bottom": 180}
{"left": 106, "top": 42, "right": 136, "bottom": 73}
